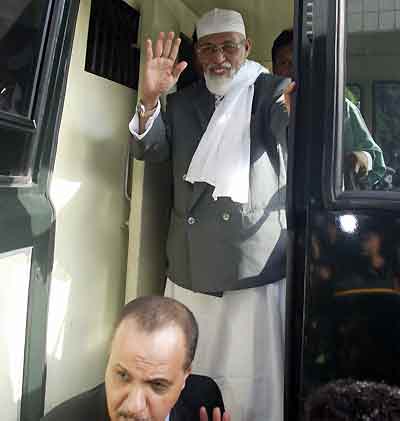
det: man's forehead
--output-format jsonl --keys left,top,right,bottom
{"left": 198, "top": 31, "right": 244, "bottom": 44}
{"left": 111, "top": 319, "right": 185, "bottom": 356}
{"left": 108, "top": 321, "right": 188, "bottom": 375}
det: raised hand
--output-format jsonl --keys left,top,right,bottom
{"left": 199, "top": 406, "right": 232, "bottom": 421}
{"left": 141, "top": 31, "right": 188, "bottom": 107}
{"left": 283, "top": 81, "right": 296, "bottom": 115}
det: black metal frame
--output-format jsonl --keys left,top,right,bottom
{"left": 285, "top": 0, "right": 341, "bottom": 419}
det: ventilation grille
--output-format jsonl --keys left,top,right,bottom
{"left": 85, "top": 0, "right": 140, "bottom": 89}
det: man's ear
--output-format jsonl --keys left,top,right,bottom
{"left": 244, "top": 38, "right": 252, "bottom": 57}
{"left": 181, "top": 366, "right": 192, "bottom": 390}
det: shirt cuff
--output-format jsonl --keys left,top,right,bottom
{"left": 128, "top": 100, "right": 161, "bottom": 140}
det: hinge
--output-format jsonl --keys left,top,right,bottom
{"left": 305, "top": 1, "right": 314, "bottom": 42}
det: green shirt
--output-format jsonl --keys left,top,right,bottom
{"left": 344, "top": 98, "right": 386, "bottom": 182}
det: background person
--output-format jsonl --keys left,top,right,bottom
{"left": 272, "top": 28, "right": 386, "bottom": 187}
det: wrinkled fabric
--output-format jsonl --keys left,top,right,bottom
{"left": 165, "top": 278, "right": 286, "bottom": 421}
{"left": 185, "top": 60, "right": 268, "bottom": 204}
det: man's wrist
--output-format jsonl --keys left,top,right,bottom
{"left": 137, "top": 99, "right": 158, "bottom": 120}
{"left": 140, "top": 97, "right": 159, "bottom": 110}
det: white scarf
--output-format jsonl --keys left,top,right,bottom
{"left": 185, "top": 60, "right": 268, "bottom": 204}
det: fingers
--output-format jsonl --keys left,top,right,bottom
{"left": 285, "top": 81, "right": 297, "bottom": 95}
{"left": 149, "top": 32, "right": 182, "bottom": 62}
{"left": 283, "top": 82, "right": 295, "bottom": 114}
{"left": 200, "top": 406, "right": 230, "bottom": 421}
{"left": 155, "top": 32, "right": 165, "bottom": 57}
{"left": 170, "top": 36, "right": 182, "bottom": 62}
{"left": 213, "top": 407, "right": 222, "bottom": 421}
{"left": 223, "top": 410, "right": 232, "bottom": 421}
{"left": 162, "top": 31, "right": 175, "bottom": 57}
{"left": 145, "top": 38, "right": 153, "bottom": 62}
{"left": 199, "top": 406, "right": 208, "bottom": 421}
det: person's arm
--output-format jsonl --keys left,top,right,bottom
{"left": 269, "top": 77, "right": 291, "bottom": 138}
{"left": 129, "top": 31, "right": 187, "bottom": 162}
{"left": 344, "top": 99, "right": 386, "bottom": 178}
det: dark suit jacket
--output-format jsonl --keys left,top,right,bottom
{"left": 131, "top": 74, "right": 290, "bottom": 293}
{"left": 41, "top": 374, "right": 224, "bottom": 421}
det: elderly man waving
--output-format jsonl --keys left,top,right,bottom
{"left": 129, "top": 9, "right": 292, "bottom": 421}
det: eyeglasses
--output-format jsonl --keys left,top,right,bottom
{"left": 196, "top": 40, "right": 245, "bottom": 58}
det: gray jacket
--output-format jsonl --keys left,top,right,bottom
{"left": 131, "top": 73, "right": 290, "bottom": 294}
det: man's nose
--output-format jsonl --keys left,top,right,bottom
{"left": 122, "top": 387, "right": 147, "bottom": 417}
{"left": 211, "top": 48, "right": 226, "bottom": 63}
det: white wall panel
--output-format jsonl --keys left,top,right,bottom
{"left": 0, "top": 248, "right": 31, "bottom": 421}
{"left": 44, "top": 0, "right": 136, "bottom": 412}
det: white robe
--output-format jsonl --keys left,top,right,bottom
{"left": 165, "top": 279, "right": 286, "bottom": 421}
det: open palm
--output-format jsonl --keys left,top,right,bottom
{"left": 142, "top": 32, "right": 188, "bottom": 106}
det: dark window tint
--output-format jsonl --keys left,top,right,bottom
{"left": 374, "top": 82, "right": 400, "bottom": 172}
{"left": 0, "top": 0, "right": 50, "bottom": 117}
{"left": 85, "top": 0, "right": 141, "bottom": 89}
{"left": 0, "top": 126, "right": 32, "bottom": 179}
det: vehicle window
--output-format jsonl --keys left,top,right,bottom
{"left": 342, "top": 0, "right": 400, "bottom": 191}
{"left": 0, "top": 0, "right": 50, "bottom": 183}
{"left": 0, "top": 127, "right": 33, "bottom": 180}
{"left": 346, "top": 83, "right": 361, "bottom": 109}
{"left": 0, "top": 0, "right": 49, "bottom": 117}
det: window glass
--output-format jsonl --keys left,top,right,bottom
{"left": 346, "top": 83, "right": 361, "bottom": 109}
{"left": 342, "top": 0, "right": 400, "bottom": 191}
{"left": 0, "top": 126, "right": 33, "bottom": 180}
{"left": 0, "top": 0, "right": 49, "bottom": 117}
{"left": 374, "top": 82, "right": 400, "bottom": 179}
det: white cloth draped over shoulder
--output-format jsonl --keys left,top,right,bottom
{"left": 185, "top": 60, "right": 268, "bottom": 204}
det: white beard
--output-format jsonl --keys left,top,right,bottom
{"left": 204, "top": 64, "right": 238, "bottom": 96}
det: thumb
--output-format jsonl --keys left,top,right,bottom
{"left": 172, "top": 61, "right": 188, "bottom": 80}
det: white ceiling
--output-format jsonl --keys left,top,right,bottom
{"left": 130, "top": 0, "right": 293, "bottom": 64}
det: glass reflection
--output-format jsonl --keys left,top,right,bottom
{"left": 303, "top": 211, "right": 400, "bottom": 417}
{"left": 0, "top": 0, "right": 49, "bottom": 116}
{"left": 343, "top": 0, "right": 400, "bottom": 191}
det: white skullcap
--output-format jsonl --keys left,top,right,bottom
{"left": 196, "top": 8, "right": 246, "bottom": 40}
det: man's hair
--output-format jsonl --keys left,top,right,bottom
{"left": 305, "top": 379, "right": 400, "bottom": 420}
{"left": 271, "top": 28, "right": 293, "bottom": 64}
{"left": 115, "top": 296, "right": 199, "bottom": 371}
